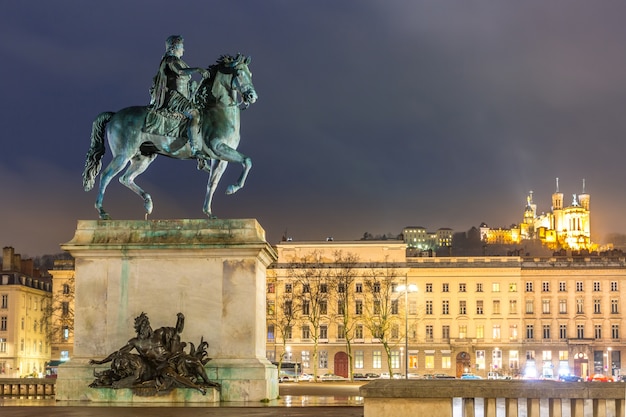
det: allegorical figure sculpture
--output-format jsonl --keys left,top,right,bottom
{"left": 89, "top": 312, "right": 219, "bottom": 395}
{"left": 82, "top": 35, "right": 257, "bottom": 220}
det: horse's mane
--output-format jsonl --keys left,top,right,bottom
{"left": 195, "top": 54, "right": 248, "bottom": 108}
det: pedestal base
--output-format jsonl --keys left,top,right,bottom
{"left": 56, "top": 219, "right": 278, "bottom": 403}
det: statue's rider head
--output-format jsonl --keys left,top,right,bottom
{"left": 165, "top": 35, "right": 184, "bottom": 57}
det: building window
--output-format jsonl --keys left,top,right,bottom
{"left": 319, "top": 350, "right": 328, "bottom": 369}
{"left": 301, "top": 351, "right": 310, "bottom": 368}
{"left": 593, "top": 299, "right": 601, "bottom": 314}
{"left": 525, "top": 300, "right": 534, "bottom": 314}
{"left": 373, "top": 351, "right": 382, "bottom": 369}
{"left": 302, "top": 325, "right": 310, "bottom": 340}
{"left": 442, "top": 283, "right": 449, "bottom": 292}
{"left": 425, "top": 352, "right": 435, "bottom": 369}
{"left": 476, "top": 283, "right": 483, "bottom": 292}
{"left": 338, "top": 283, "right": 345, "bottom": 293}
{"left": 611, "top": 281, "right": 618, "bottom": 292}
{"left": 425, "top": 300, "right": 433, "bottom": 315}
{"left": 576, "top": 325, "right": 584, "bottom": 339}
{"left": 373, "top": 282, "right": 380, "bottom": 293}
{"left": 509, "top": 299, "right": 517, "bottom": 314}
{"left": 337, "top": 300, "right": 345, "bottom": 315}
{"left": 63, "top": 326, "right": 69, "bottom": 341}
{"left": 391, "top": 300, "right": 399, "bottom": 315}
{"left": 510, "top": 325, "right": 518, "bottom": 341}
{"left": 320, "top": 325, "right": 328, "bottom": 340}
{"left": 459, "top": 283, "right": 466, "bottom": 292}
{"left": 492, "top": 282, "right": 500, "bottom": 292}
{"left": 526, "top": 282, "right": 533, "bottom": 292}
{"left": 576, "top": 299, "right": 584, "bottom": 314}
{"left": 267, "top": 283, "right": 275, "bottom": 293}
{"left": 284, "top": 300, "right": 293, "bottom": 316}
{"left": 355, "top": 283, "right": 363, "bottom": 293}
{"left": 593, "top": 281, "right": 601, "bottom": 292}
{"left": 320, "top": 300, "right": 327, "bottom": 315}
{"left": 285, "top": 283, "right": 292, "bottom": 293}
{"left": 509, "top": 283, "right": 517, "bottom": 292}
{"left": 355, "top": 325, "right": 364, "bottom": 339}
{"left": 302, "top": 284, "right": 310, "bottom": 293}
{"left": 526, "top": 325, "right": 534, "bottom": 340}
{"left": 284, "top": 326, "right": 292, "bottom": 340}
{"left": 425, "top": 325, "right": 434, "bottom": 341}
{"left": 0, "top": 338, "right": 6, "bottom": 353}
{"left": 373, "top": 300, "right": 381, "bottom": 315}
{"left": 442, "top": 353, "right": 451, "bottom": 369}
{"left": 476, "top": 300, "right": 484, "bottom": 315}
{"left": 542, "top": 282, "right": 550, "bottom": 292}
{"left": 0, "top": 316, "right": 6, "bottom": 331}
{"left": 409, "top": 300, "right": 417, "bottom": 315}
{"left": 391, "top": 324, "right": 399, "bottom": 339}
{"left": 612, "top": 325, "right": 619, "bottom": 339}
{"left": 425, "top": 283, "right": 433, "bottom": 293}
{"left": 391, "top": 351, "right": 401, "bottom": 369}
{"left": 354, "top": 350, "right": 364, "bottom": 369}
{"left": 559, "top": 299, "right": 567, "bottom": 314}
{"left": 267, "top": 300, "right": 275, "bottom": 315}
{"left": 542, "top": 299, "right": 550, "bottom": 314}
{"left": 459, "top": 325, "right": 467, "bottom": 339}
{"left": 476, "top": 325, "right": 484, "bottom": 339}
{"left": 62, "top": 302, "right": 70, "bottom": 316}
{"left": 337, "top": 324, "right": 345, "bottom": 340}
{"left": 320, "top": 283, "right": 328, "bottom": 293}
{"left": 611, "top": 299, "right": 619, "bottom": 314}
{"left": 267, "top": 325, "right": 275, "bottom": 341}
{"left": 493, "top": 300, "right": 501, "bottom": 314}
{"left": 576, "top": 282, "right": 583, "bottom": 292}
{"left": 526, "top": 350, "right": 535, "bottom": 360}
{"left": 1, "top": 295, "right": 7, "bottom": 309}
{"left": 442, "top": 300, "right": 449, "bottom": 315}
{"left": 302, "top": 300, "right": 310, "bottom": 315}
{"left": 355, "top": 300, "right": 363, "bottom": 315}
{"left": 559, "top": 282, "right": 566, "bottom": 292}
{"left": 459, "top": 300, "right": 467, "bottom": 315}
{"left": 509, "top": 350, "right": 519, "bottom": 369}
{"left": 594, "top": 325, "right": 602, "bottom": 339}
{"left": 559, "top": 324, "right": 567, "bottom": 339}
{"left": 543, "top": 325, "right": 551, "bottom": 339}
{"left": 442, "top": 325, "right": 450, "bottom": 341}
{"left": 493, "top": 325, "right": 501, "bottom": 340}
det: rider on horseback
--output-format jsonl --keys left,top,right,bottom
{"left": 149, "top": 35, "right": 209, "bottom": 168}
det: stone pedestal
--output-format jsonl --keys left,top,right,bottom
{"left": 55, "top": 219, "right": 278, "bottom": 403}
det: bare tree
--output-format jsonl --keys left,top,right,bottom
{"left": 289, "top": 251, "right": 332, "bottom": 381}
{"left": 330, "top": 250, "right": 359, "bottom": 381}
{"left": 43, "top": 274, "right": 75, "bottom": 343}
{"left": 362, "top": 260, "right": 401, "bottom": 375}
{"left": 268, "top": 276, "right": 299, "bottom": 378}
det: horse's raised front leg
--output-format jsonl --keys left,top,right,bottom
{"left": 211, "top": 141, "right": 252, "bottom": 195}
{"left": 95, "top": 155, "right": 131, "bottom": 220}
{"left": 203, "top": 159, "right": 227, "bottom": 219}
{"left": 119, "top": 153, "right": 158, "bottom": 218}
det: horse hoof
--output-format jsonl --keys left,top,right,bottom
{"left": 225, "top": 185, "right": 238, "bottom": 195}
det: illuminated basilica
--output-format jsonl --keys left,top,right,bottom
{"left": 480, "top": 179, "right": 593, "bottom": 251}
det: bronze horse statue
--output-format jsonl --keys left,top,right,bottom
{"left": 83, "top": 54, "right": 256, "bottom": 220}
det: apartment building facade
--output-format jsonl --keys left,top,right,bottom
{"left": 266, "top": 241, "right": 626, "bottom": 380}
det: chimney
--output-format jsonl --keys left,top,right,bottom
{"left": 2, "top": 247, "right": 14, "bottom": 271}
{"left": 21, "top": 258, "right": 34, "bottom": 276}
{"left": 13, "top": 254, "right": 22, "bottom": 273}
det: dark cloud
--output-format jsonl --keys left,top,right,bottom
{"left": 2, "top": 1, "right": 626, "bottom": 255}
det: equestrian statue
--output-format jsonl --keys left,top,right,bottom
{"left": 83, "top": 35, "right": 257, "bottom": 219}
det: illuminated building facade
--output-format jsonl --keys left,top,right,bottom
{"left": 0, "top": 247, "right": 52, "bottom": 378}
{"left": 267, "top": 240, "right": 626, "bottom": 380}
{"left": 482, "top": 179, "right": 593, "bottom": 251}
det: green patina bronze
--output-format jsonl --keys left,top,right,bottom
{"left": 83, "top": 36, "right": 256, "bottom": 220}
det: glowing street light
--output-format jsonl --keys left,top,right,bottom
{"left": 397, "top": 279, "right": 418, "bottom": 379}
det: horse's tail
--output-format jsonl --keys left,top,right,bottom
{"left": 83, "top": 111, "right": 114, "bottom": 191}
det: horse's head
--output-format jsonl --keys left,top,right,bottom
{"left": 198, "top": 54, "right": 257, "bottom": 109}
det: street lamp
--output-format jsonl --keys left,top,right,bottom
{"left": 397, "top": 279, "right": 418, "bottom": 379}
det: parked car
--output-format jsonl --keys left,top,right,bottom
{"left": 379, "top": 372, "right": 390, "bottom": 379}
{"left": 392, "top": 373, "right": 403, "bottom": 379}
{"left": 434, "top": 373, "right": 456, "bottom": 379}
{"left": 559, "top": 374, "right": 583, "bottom": 382}
{"left": 278, "top": 373, "right": 296, "bottom": 383}
{"left": 407, "top": 373, "right": 421, "bottom": 379}
{"left": 364, "top": 373, "right": 380, "bottom": 379}
{"left": 297, "top": 373, "right": 314, "bottom": 382}
{"left": 318, "top": 373, "right": 346, "bottom": 381}
{"left": 460, "top": 373, "right": 482, "bottom": 380}
{"left": 589, "top": 374, "right": 613, "bottom": 382}
{"left": 352, "top": 373, "right": 367, "bottom": 380}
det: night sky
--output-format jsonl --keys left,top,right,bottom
{"left": 3, "top": 1, "right": 626, "bottom": 257}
